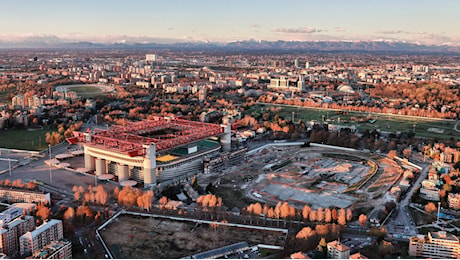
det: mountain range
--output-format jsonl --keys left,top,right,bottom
{"left": 1, "top": 37, "right": 459, "bottom": 53}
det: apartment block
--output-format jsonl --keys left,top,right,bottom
{"left": 409, "top": 231, "right": 460, "bottom": 259}
{"left": 32, "top": 239, "right": 72, "bottom": 259}
{"left": 19, "top": 219, "right": 63, "bottom": 257}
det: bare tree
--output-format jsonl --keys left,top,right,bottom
{"left": 358, "top": 214, "right": 367, "bottom": 227}
{"left": 425, "top": 202, "right": 437, "bottom": 213}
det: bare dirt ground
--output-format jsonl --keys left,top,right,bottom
{"left": 100, "top": 214, "right": 287, "bottom": 259}
{"left": 199, "top": 145, "right": 379, "bottom": 210}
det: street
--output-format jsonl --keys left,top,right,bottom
{"left": 384, "top": 163, "right": 430, "bottom": 237}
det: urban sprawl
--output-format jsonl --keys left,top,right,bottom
{"left": 0, "top": 49, "right": 459, "bottom": 259}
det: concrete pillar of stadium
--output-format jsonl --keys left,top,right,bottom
{"left": 143, "top": 143, "right": 157, "bottom": 188}
{"left": 118, "top": 164, "right": 129, "bottom": 182}
{"left": 83, "top": 133, "right": 95, "bottom": 171}
{"left": 220, "top": 124, "right": 231, "bottom": 152}
{"left": 95, "top": 158, "right": 106, "bottom": 176}
{"left": 84, "top": 146, "right": 95, "bottom": 171}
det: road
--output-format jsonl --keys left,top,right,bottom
{"left": 454, "top": 120, "right": 460, "bottom": 133}
{"left": 0, "top": 141, "right": 118, "bottom": 200}
{"left": 384, "top": 163, "right": 430, "bottom": 236}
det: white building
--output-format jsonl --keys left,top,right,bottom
{"left": 409, "top": 231, "right": 460, "bottom": 259}
{"left": 145, "top": 54, "right": 157, "bottom": 62}
{"left": 327, "top": 240, "right": 350, "bottom": 259}
{"left": 448, "top": 193, "right": 460, "bottom": 210}
{"left": 11, "top": 95, "right": 25, "bottom": 109}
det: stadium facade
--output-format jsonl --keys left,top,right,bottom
{"left": 68, "top": 116, "right": 231, "bottom": 187}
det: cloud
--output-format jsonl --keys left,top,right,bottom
{"left": 249, "top": 24, "right": 260, "bottom": 28}
{"left": 375, "top": 30, "right": 406, "bottom": 35}
{"left": 376, "top": 30, "right": 431, "bottom": 36}
{"left": 272, "top": 27, "right": 317, "bottom": 34}
{"left": 419, "top": 33, "right": 452, "bottom": 42}
{"left": 335, "top": 27, "right": 346, "bottom": 32}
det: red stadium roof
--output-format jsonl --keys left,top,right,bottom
{"left": 70, "top": 117, "right": 224, "bottom": 157}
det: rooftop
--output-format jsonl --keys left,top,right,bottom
{"left": 191, "top": 241, "right": 249, "bottom": 259}
{"left": 32, "top": 239, "right": 71, "bottom": 259}
{"left": 21, "top": 219, "right": 61, "bottom": 239}
{"left": 327, "top": 240, "right": 350, "bottom": 252}
{"left": 350, "top": 252, "right": 368, "bottom": 259}
{"left": 429, "top": 231, "right": 459, "bottom": 242}
{"left": 69, "top": 117, "right": 224, "bottom": 156}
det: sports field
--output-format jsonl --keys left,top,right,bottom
{"left": 0, "top": 129, "right": 48, "bottom": 151}
{"left": 249, "top": 103, "right": 459, "bottom": 140}
{"left": 55, "top": 84, "right": 113, "bottom": 98}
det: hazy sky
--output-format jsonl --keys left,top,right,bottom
{"left": 1, "top": 0, "right": 459, "bottom": 45}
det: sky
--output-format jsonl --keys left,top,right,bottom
{"left": 0, "top": 0, "right": 459, "bottom": 45}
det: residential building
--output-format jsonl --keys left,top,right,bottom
{"left": 11, "top": 95, "right": 25, "bottom": 109}
{"left": 0, "top": 207, "right": 35, "bottom": 257}
{"left": 349, "top": 252, "right": 368, "bottom": 259}
{"left": 28, "top": 95, "right": 42, "bottom": 109}
{"left": 31, "top": 239, "right": 72, "bottom": 259}
{"left": 409, "top": 231, "right": 460, "bottom": 259}
{"left": 327, "top": 240, "right": 350, "bottom": 259}
{"left": 290, "top": 251, "right": 311, "bottom": 259}
{"left": 448, "top": 193, "right": 460, "bottom": 210}
{"left": 19, "top": 219, "right": 63, "bottom": 257}
{"left": 0, "top": 188, "right": 51, "bottom": 204}
{"left": 145, "top": 54, "right": 157, "bottom": 62}
{"left": 0, "top": 207, "right": 23, "bottom": 226}
{"left": 420, "top": 180, "right": 440, "bottom": 201}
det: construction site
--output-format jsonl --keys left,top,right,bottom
{"left": 200, "top": 143, "right": 402, "bottom": 211}
{"left": 99, "top": 212, "right": 287, "bottom": 259}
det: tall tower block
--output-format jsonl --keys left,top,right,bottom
{"left": 220, "top": 124, "right": 231, "bottom": 152}
{"left": 143, "top": 143, "right": 157, "bottom": 188}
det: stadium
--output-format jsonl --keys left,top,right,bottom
{"left": 67, "top": 116, "right": 231, "bottom": 188}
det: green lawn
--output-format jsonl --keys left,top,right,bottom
{"left": 0, "top": 129, "right": 49, "bottom": 151}
{"left": 65, "top": 85, "right": 106, "bottom": 98}
{"left": 250, "top": 103, "right": 459, "bottom": 140}
{"left": 56, "top": 85, "right": 107, "bottom": 98}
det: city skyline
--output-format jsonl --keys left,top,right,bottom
{"left": 0, "top": 0, "right": 459, "bottom": 45}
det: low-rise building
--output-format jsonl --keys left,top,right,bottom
{"left": 327, "top": 240, "right": 350, "bottom": 259}
{"left": 448, "top": 193, "right": 460, "bottom": 210}
{"left": 0, "top": 188, "right": 50, "bottom": 204}
{"left": 420, "top": 180, "right": 440, "bottom": 201}
{"left": 349, "top": 252, "right": 368, "bottom": 259}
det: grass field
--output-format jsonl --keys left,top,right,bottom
{"left": 0, "top": 129, "right": 48, "bottom": 151}
{"left": 55, "top": 85, "right": 108, "bottom": 98}
{"left": 248, "top": 103, "right": 459, "bottom": 140}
